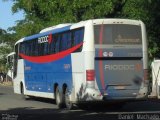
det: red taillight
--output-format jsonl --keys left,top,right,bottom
{"left": 144, "top": 69, "right": 149, "bottom": 81}
{"left": 86, "top": 70, "right": 95, "bottom": 81}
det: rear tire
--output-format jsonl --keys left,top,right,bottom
{"left": 64, "top": 88, "right": 74, "bottom": 110}
{"left": 55, "top": 87, "right": 63, "bottom": 108}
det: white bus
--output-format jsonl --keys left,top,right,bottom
{"left": 13, "top": 19, "right": 148, "bottom": 109}
{"left": 6, "top": 52, "right": 15, "bottom": 81}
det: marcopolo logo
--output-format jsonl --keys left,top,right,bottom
{"left": 38, "top": 34, "right": 52, "bottom": 44}
{"left": 104, "top": 64, "right": 135, "bottom": 71}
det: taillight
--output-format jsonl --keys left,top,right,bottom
{"left": 144, "top": 69, "right": 149, "bottom": 81}
{"left": 86, "top": 70, "right": 95, "bottom": 81}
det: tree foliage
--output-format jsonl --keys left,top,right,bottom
{"left": 10, "top": 0, "right": 128, "bottom": 37}
{"left": 0, "top": 28, "right": 15, "bottom": 71}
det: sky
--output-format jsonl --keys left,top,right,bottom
{"left": 0, "top": 0, "right": 24, "bottom": 31}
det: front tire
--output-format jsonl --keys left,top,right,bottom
{"left": 21, "top": 83, "right": 27, "bottom": 100}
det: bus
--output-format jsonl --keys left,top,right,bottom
{"left": 6, "top": 52, "right": 15, "bottom": 81}
{"left": 13, "top": 19, "right": 148, "bottom": 109}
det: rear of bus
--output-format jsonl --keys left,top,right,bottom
{"left": 93, "top": 19, "right": 148, "bottom": 100}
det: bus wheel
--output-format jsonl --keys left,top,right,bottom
{"left": 21, "top": 83, "right": 27, "bottom": 100}
{"left": 64, "top": 88, "right": 73, "bottom": 110}
{"left": 55, "top": 87, "right": 63, "bottom": 108}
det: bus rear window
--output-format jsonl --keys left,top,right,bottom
{"left": 94, "top": 24, "right": 142, "bottom": 45}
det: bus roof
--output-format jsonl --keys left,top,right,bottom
{"left": 15, "top": 25, "right": 71, "bottom": 44}
{"left": 40, "top": 23, "right": 72, "bottom": 33}
{"left": 15, "top": 18, "right": 143, "bottom": 45}
{"left": 25, "top": 25, "right": 71, "bottom": 41}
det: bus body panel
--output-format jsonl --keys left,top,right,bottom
{"left": 71, "top": 52, "right": 85, "bottom": 101}
{"left": 13, "top": 59, "right": 25, "bottom": 94}
{"left": 24, "top": 55, "right": 72, "bottom": 93}
{"left": 92, "top": 19, "right": 148, "bottom": 100}
{"left": 95, "top": 59, "right": 143, "bottom": 99}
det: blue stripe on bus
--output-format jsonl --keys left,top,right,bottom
{"left": 24, "top": 25, "right": 71, "bottom": 41}
{"left": 24, "top": 55, "right": 72, "bottom": 93}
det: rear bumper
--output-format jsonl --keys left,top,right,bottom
{"left": 77, "top": 86, "right": 148, "bottom": 102}
{"left": 136, "top": 85, "right": 148, "bottom": 98}
{"left": 102, "top": 95, "right": 148, "bottom": 101}
{"left": 77, "top": 87, "right": 103, "bottom": 101}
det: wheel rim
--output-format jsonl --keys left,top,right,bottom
{"left": 56, "top": 89, "right": 60, "bottom": 105}
{"left": 65, "top": 90, "right": 72, "bottom": 108}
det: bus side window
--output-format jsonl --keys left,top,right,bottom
{"left": 19, "top": 42, "right": 25, "bottom": 59}
{"left": 37, "top": 41, "right": 45, "bottom": 56}
{"left": 29, "top": 41, "right": 32, "bottom": 56}
{"left": 60, "top": 32, "right": 72, "bottom": 51}
{"left": 25, "top": 41, "right": 31, "bottom": 56}
{"left": 73, "top": 30, "right": 78, "bottom": 46}
{"left": 75, "top": 29, "right": 84, "bottom": 44}
{"left": 41, "top": 43, "right": 45, "bottom": 56}
{"left": 61, "top": 33, "right": 68, "bottom": 51}
{"left": 38, "top": 41, "right": 42, "bottom": 56}
{"left": 31, "top": 40, "right": 38, "bottom": 56}
{"left": 79, "top": 28, "right": 84, "bottom": 43}
{"left": 53, "top": 35, "right": 57, "bottom": 53}
{"left": 72, "top": 28, "right": 84, "bottom": 52}
{"left": 34, "top": 40, "right": 38, "bottom": 56}
{"left": 24, "top": 42, "right": 27, "bottom": 56}
{"left": 30, "top": 41, "right": 33, "bottom": 56}
{"left": 55, "top": 34, "right": 61, "bottom": 53}
{"left": 44, "top": 42, "right": 49, "bottom": 55}
{"left": 49, "top": 34, "right": 55, "bottom": 54}
{"left": 67, "top": 32, "right": 72, "bottom": 49}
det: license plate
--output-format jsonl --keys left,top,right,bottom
{"left": 114, "top": 86, "right": 125, "bottom": 90}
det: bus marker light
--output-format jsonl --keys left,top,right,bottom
{"left": 103, "top": 52, "right": 108, "bottom": 57}
{"left": 109, "top": 52, "right": 113, "bottom": 57}
{"left": 86, "top": 70, "right": 95, "bottom": 81}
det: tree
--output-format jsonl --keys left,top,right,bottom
{"left": 0, "top": 28, "right": 15, "bottom": 72}
{"left": 3, "top": 0, "right": 160, "bottom": 61}
{"left": 10, "top": 0, "right": 127, "bottom": 37}
{"left": 116, "top": 0, "right": 160, "bottom": 60}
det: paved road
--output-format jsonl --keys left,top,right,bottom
{"left": 0, "top": 85, "right": 160, "bottom": 120}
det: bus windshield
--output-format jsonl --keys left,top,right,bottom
{"left": 94, "top": 24, "right": 142, "bottom": 45}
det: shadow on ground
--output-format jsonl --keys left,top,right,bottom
{"left": 0, "top": 93, "right": 4, "bottom": 96}
{"left": 1, "top": 98, "right": 160, "bottom": 120}
{"left": 0, "top": 107, "right": 117, "bottom": 120}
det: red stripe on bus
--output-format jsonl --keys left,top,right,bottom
{"left": 19, "top": 42, "right": 83, "bottom": 63}
{"left": 98, "top": 24, "right": 105, "bottom": 90}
